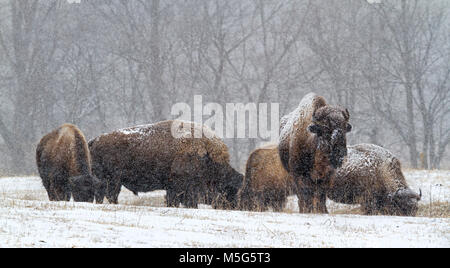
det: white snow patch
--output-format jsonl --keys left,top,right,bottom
{"left": 405, "top": 170, "right": 450, "bottom": 203}
{"left": 117, "top": 124, "right": 156, "bottom": 136}
{"left": 0, "top": 170, "right": 448, "bottom": 248}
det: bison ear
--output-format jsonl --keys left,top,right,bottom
{"left": 308, "top": 124, "right": 322, "bottom": 136}
{"left": 346, "top": 123, "right": 352, "bottom": 133}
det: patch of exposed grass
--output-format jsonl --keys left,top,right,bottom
{"left": 21, "top": 194, "right": 39, "bottom": 201}
{"left": 417, "top": 202, "right": 450, "bottom": 218}
{"left": 330, "top": 207, "right": 362, "bottom": 215}
{"left": 123, "top": 196, "right": 165, "bottom": 207}
{"left": 325, "top": 202, "right": 449, "bottom": 218}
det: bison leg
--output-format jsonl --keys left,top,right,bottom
{"left": 183, "top": 194, "right": 199, "bottom": 208}
{"left": 250, "top": 192, "right": 263, "bottom": 212}
{"left": 94, "top": 186, "right": 105, "bottom": 204}
{"left": 297, "top": 187, "right": 314, "bottom": 213}
{"left": 54, "top": 186, "right": 70, "bottom": 201}
{"left": 52, "top": 172, "right": 71, "bottom": 201}
{"left": 295, "top": 178, "right": 318, "bottom": 213}
{"left": 93, "top": 177, "right": 106, "bottom": 204}
{"left": 270, "top": 192, "right": 287, "bottom": 212}
{"left": 298, "top": 179, "right": 328, "bottom": 214}
{"left": 312, "top": 189, "right": 328, "bottom": 214}
{"left": 106, "top": 179, "right": 121, "bottom": 204}
{"left": 169, "top": 155, "right": 206, "bottom": 209}
{"left": 41, "top": 176, "right": 56, "bottom": 201}
{"left": 63, "top": 190, "right": 71, "bottom": 201}
{"left": 165, "top": 186, "right": 182, "bottom": 207}
{"left": 47, "top": 188, "right": 57, "bottom": 201}
{"left": 236, "top": 189, "right": 256, "bottom": 211}
{"left": 180, "top": 178, "right": 200, "bottom": 209}
{"left": 362, "top": 198, "right": 379, "bottom": 215}
{"left": 362, "top": 203, "right": 375, "bottom": 215}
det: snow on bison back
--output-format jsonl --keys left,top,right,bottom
{"left": 88, "top": 120, "right": 243, "bottom": 208}
{"left": 328, "top": 143, "right": 422, "bottom": 216}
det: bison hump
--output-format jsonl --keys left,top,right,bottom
{"left": 279, "top": 93, "right": 326, "bottom": 143}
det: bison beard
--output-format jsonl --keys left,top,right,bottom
{"left": 88, "top": 120, "right": 243, "bottom": 208}
{"left": 278, "top": 93, "right": 352, "bottom": 213}
{"left": 36, "top": 123, "right": 99, "bottom": 202}
{"left": 328, "top": 143, "right": 421, "bottom": 216}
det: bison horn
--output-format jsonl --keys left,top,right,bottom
{"left": 342, "top": 108, "right": 350, "bottom": 121}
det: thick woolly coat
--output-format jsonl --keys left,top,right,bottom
{"left": 36, "top": 124, "right": 95, "bottom": 201}
{"left": 88, "top": 120, "right": 243, "bottom": 208}
{"left": 238, "top": 144, "right": 294, "bottom": 212}
{"left": 328, "top": 144, "right": 421, "bottom": 216}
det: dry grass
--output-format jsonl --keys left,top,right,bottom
{"left": 417, "top": 202, "right": 450, "bottom": 218}
{"left": 324, "top": 202, "right": 450, "bottom": 218}
{"left": 122, "top": 196, "right": 166, "bottom": 207}
{"left": 330, "top": 207, "right": 363, "bottom": 215}
{"left": 2, "top": 175, "right": 448, "bottom": 219}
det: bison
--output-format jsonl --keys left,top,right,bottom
{"left": 238, "top": 144, "right": 294, "bottom": 212}
{"left": 36, "top": 123, "right": 100, "bottom": 202}
{"left": 328, "top": 143, "right": 421, "bottom": 216}
{"left": 278, "top": 93, "right": 352, "bottom": 213}
{"left": 88, "top": 120, "right": 243, "bottom": 208}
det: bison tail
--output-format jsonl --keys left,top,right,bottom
{"left": 36, "top": 141, "right": 44, "bottom": 171}
{"left": 73, "top": 128, "right": 92, "bottom": 175}
{"left": 236, "top": 157, "right": 256, "bottom": 211}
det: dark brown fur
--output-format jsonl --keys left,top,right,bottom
{"left": 278, "top": 93, "right": 351, "bottom": 213}
{"left": 36, "top": 124, "right": 98, "bottom": 202}
{"left": 238, "top": 144, "right": 294, "bottom": 212}
{"left": 328, "top": 144, "right": 421, "bottom": 216}
{"left": 88, "top": 120, "right": 243, "bottom": 208}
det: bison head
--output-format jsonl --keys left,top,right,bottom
{"left": 388, "top": 188, "right": 421, "bottom": 216}
{"left": 69, "top": 174, "right": 102, "bottom": 203}
{"left": 213, "top": 165, "right": 244, "bottom": 209}
{"left": 93, "top": 178, "right": 106, "bottom": 204}
{"left": 308, "top": 106, "right": 352, "bottom": 169}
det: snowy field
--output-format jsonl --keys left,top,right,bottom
{"left": 0, "top": 170, "right": 448, "bottom": 248}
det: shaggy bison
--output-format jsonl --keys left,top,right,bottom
{"left": 238, "top": 144, "right": 294, "bottom": 212}
{"left": 278, "top": 93, "right": 352, "bottom": 213}
{"left": 88, "top": 120, "right": 243, "bottom": 208}
{"left": 36, "top": 123, "right": 100, "bottom": 202}
{"left": 328, "top": 144, "right": 421, "bottom": 216}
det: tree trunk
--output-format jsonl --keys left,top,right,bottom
{"left": 149, "top": 0, "right": 165, "bottom": 122}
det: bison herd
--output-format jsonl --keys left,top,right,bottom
{"left": 35, "top": 93, "right": 421, "bottom": 216}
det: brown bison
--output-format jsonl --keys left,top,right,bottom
{"left": 238, "top": 144, "right": 294, "bottom": 212}
{"left": 328, "top": 144, "right": 421, "bottom": 216}
{"left": 88, "top": 120, "right": 243, "bottom": 208}
{"left": 278, "top": 93, "right": 352, "bottom": 213}
{"left": 36, "top": 123, "right": 100, "bottom": 202}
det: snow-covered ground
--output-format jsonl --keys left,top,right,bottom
{"left": 0, "top": 170, "right": 448, "bottom": 248}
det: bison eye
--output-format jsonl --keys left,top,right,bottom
{"left": 346, "top": 123, "right": 352, "bottom": 133}
{"left": 308, "top": 124, "right": 323, "bottom": 136}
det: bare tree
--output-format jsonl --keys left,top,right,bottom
{"left": 364, "top": 0, "right": 450, "bottom": 168}
{"left": 0, "top": 0, "right": 63, "bottom": 173}
{"left": 0, "top": 0, "right": 448, "bottom": 173}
